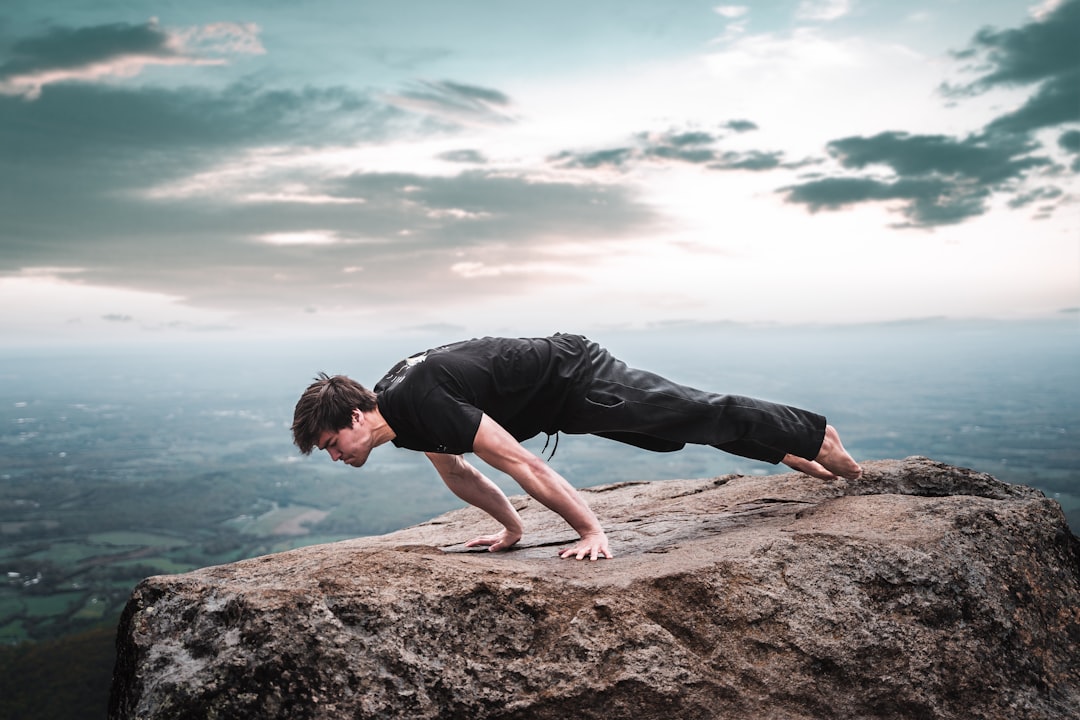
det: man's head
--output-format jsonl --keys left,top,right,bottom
{"left": 291, "top": 372, "right": 377, "bottom": 455}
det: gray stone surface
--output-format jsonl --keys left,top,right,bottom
{"left": 109, "top": 457, "right": 1080, "bottom": 719}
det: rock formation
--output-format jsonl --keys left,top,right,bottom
{"left": 109, "top": 458, "right": 1080, "bottom": 719}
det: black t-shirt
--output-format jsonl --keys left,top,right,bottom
{"left": 374, "top": 334, "right": 593, "bottom": 454}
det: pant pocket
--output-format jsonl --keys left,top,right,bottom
{"left": 583, "top": 390, "right": 625, "bottom": 408}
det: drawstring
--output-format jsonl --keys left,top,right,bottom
{"left": 540, "top": 432, "right": 560, "bottom": 460}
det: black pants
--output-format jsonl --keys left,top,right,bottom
{"left": 559, "top": 339, "right": 826, "bottom": 464}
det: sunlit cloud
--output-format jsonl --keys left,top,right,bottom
{"left": 241, "top": 191, "right": 367, "bottom": 205}
{"left": 15, "top": 266, "right": 88, "bottom": 277}
{"left": 1031, "top": 0, "right": 1067, "bottom": 20}
{"left": 714, "top": 6, "right": 749, "bottom": 19}
{"left": 450, "top": 260, "right": 569, "bottom": 279}
{"left": 256, "top": 231, "right": 345, "bottom": 246}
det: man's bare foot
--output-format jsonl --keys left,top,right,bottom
{"left": 782, "top": 454, "right": 839, "bottom": 480}
{"left": 814, "top": 424, "right": 863, "bottom": 480}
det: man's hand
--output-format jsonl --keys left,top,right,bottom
{"left": 464, "top": 528, "right": 522, "bottom": 552}
{"left": 472, "top": 415, "right": 610, "bottom": 561}
{"left": 559, "top": 530, "right": 612, "bottom": 561}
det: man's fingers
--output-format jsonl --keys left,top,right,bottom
{"left": 558, "top": 541, "right": 612, "bottom": 561}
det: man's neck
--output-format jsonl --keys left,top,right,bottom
{"left": 364, "top": 406, "right": 396, "bottom": 446}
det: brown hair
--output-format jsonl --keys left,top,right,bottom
{"left": 291, "top": 372, "right": 377, "bottom": 454}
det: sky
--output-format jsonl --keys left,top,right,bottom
{"left": 1, "top": 0, "right": 1077, "bottom": 346}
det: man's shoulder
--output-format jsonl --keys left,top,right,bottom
{"left": 374, "top": 344, "right": 477, "bottom": 402}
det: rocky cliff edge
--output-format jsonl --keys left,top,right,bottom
{"left": 109, "top": 457, "right": 1080, "bottom": 720}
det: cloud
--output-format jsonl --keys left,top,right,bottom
{"left": 712, "top": 4, "right": 752, "bottom": 41}
{"left": 955, "top": 0, "right": 1077, "bottom": 88}
{"left": 0, "top": 78, "right": 407, "bottom": 257}
{"left": 0, "top": 81, "right": 404, "bottom": 284}
{"left": 781, "top": 131, "right": 1052, "bottom": 226}
{"left": 0, "top": 20, "right": 263, "bottom": 99}
{"left": 551, "top": 124, "right": 785, "bottom": 172}
{"left": 943, "top": 0, "right": 1079, "bottom": 135}
{"left": 1060, "top": 129, "right": 1080, "bottom": 171}
{"left": 709, "top": 150, "right": 784, "bottom": 171}
{"left": 984, "top": 70, "right": 1080, "bottom": 135}
{"left": 722, "top": 119, "right": 758, "bottom": 132}
{"left": 551, "top": 146, "right": 637, "bottom": 170}
{"left": 780, "top": 3, "right": 1078, "bottom": 227}
{"left": 781, "top": 176, "right": 991, "bottom": 227}
{"left": 1006, "top": 185, "right": 1063, "bottom": 210}
{"left": 0, "top": 18, "right": 667, "bottom": 321}
{"left": 437, "top": 149, "right": 488, "bottom": 164}
{"left": 642, "top": 130, "right": 718, "bottom": 163}
{"left": 796, "top": 0, "right": 853, "bottom": 22}
{"left": 714, "top": 6, "right": 749, "bottom": 20}
{"left": 2, "top": 160, "right": 660, "bottom": 317}
{"left": 383, "top": 79, "right": 515, "bottom": 125}
{"left": 1057, "top": 129, "right": 1080, "bottom": 152}
{"left": 0, "top": 81, "right": 385, "bottom": 166}
{"left": 826, "top": 131, "right": 1051, "bottom": 184}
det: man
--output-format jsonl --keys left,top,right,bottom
{"left": 292, "top": 333, "right": 862, "bottom": 561}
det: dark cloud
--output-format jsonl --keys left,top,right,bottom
{"left": 0, "top": 81, "right": 388, "bottom": 166}
{"left": 552, "top": 125, "right": 786, "bottom": 172}
{"left": 0, "top": 21, "right": 173, "bottom": 78}
{"left": 956, "top": 0, "right": 1079, "bottom": 88}
{"left": 551, "top": 147, "right": 636, "bottom": 170}
{"left": 781, "top": 131, "right": 1051, "bottom": 226}
{"left": 437, "top": 148, "right": 488, "bottom": 164}
{"left": 0, "top": 19, "right": 263, "bottom": 99}
{"left": 645, "top": 144, "right": 715, "bottom": 163}
{"left": 782, "top": 3, "right": 1079, "bottom": 228}
{"left": 943, "top": 0, "right": 1080, "bottom": 135}
{"left": 722, "top": 120, "right": 758, "bottom": 132}
{"left": 1006, "top": 185, "right": 1063, "bottom": 209}
{"left": 708, "top": 150, "right": 783, "bottom": 171}
{"left": 826, "top": 131, "right": 1050, "bottom": 184}
{"left": 659, "top": 131, "right": 715, "bottom": 147}
{"left": 435, "top": 80, "right": 510, "bottom": 106}
{"left": 1060, "top": 130, "right": 1080, "bottom": 171}
{"left": 782, "top": 175, "right": 992, "bottom": 228}
{"left": 984, "top": 70, "right": 1080, "bottom": 135}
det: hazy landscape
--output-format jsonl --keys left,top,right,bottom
{"left": 1, "top": 317, "right": 1078, "bottom": 717}
{"left": 3, "top": 315, "right": 1077, "bottom": 644}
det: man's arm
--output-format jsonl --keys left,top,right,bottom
{"left": 470, "top": 414, "right": 612, "bottom": 561}
{"left": 425, "top": 451, "right": 525, "bottom": 551}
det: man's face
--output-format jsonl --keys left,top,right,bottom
{"left": 316, "top": 410, "right": 373, "bottom": 468}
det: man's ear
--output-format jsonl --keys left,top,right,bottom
{"left": 352, "top": 408, "right": 362, "bottom": 425}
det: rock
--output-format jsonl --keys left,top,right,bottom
{"left": 108, "top": 458, "right": 1080, "bottom": 720}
